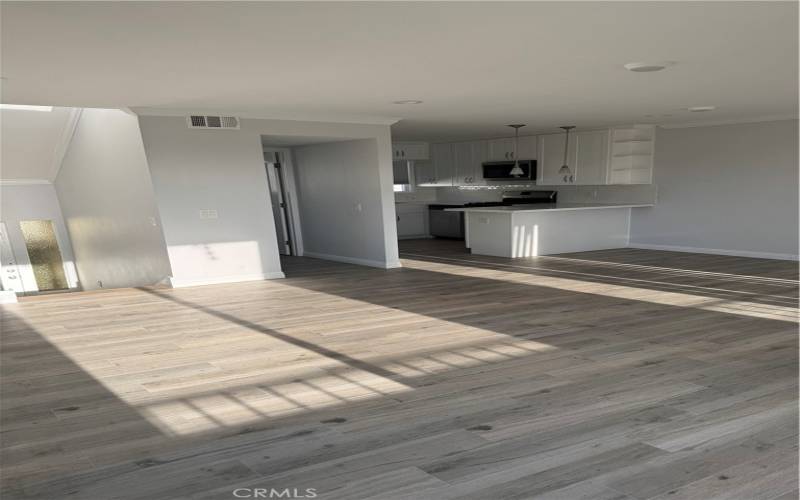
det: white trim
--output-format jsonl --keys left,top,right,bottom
{"left": 169, "top": 272, "right": 285, "bottom": 288}
{"left": 303, "top": 251, "right": 402, "bottom": 269}
{"left": 49, "top": 108, "right": 82, "bottom": 181}
{"left": 628, "top": 243, "right": 799, "bottom": 261}
{"left": 658, "top": 115, "right": 798, "bottom": 129}
{"left": 0, "top": 291, "right": 18, "bottom": 304}
{"left": 0, "top": 179, "right": 52, "bottom": 186}
{"left": 132, "top": 107, "right": 399, "bottom": 126}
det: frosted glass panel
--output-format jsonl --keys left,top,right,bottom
{"left": 19, "top": 220, "right": 68, "bottom": 291}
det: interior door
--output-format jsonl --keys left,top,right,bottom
{"left": 0, "top": 222, "right": 24, "bottom": 294}
{"left": 265, "top": 162, "right": 292, "bottom": 255}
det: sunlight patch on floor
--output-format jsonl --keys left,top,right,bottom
{"left": 16, "top": 287, "right": 558, "bottom": 437}
{"left": 400, "top": 257, "right": 799, "bottom": 323}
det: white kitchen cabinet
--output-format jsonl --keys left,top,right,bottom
{"left": 538, "top": 130, "right": 610, "bottom": 185}
{"left": 414, "top": 160, "right": 437, "bottom": 186}
{"left": 430, "top": 143, "right": 455, "bottom": 186}
{"left": 574, "top": 130, "right": 610, "bottom": 185}
{"left": 395, "top": 204, "right": 428, "bottom": 239}
{"left": 487, "top": 138, "right": 516, "bottom": 161}
{"left": 517, "top": 135, "right": 537, "bottom": 159}
{"left": 538, "top": 133, "right": 576, "bottom": 185}
{"left": 392, "top": 142, "right": 429, "bottom": 161}
{"left": 453, "top": 140, "right": 488, "bottom": 186}
{"left": 487, "top": 135, "right": 536, "bottom": 161}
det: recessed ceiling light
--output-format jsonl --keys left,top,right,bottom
{"left": 624, "top": 62, "right": 669, "bottom": 73}
{"left": 687, "top": 106, "right": 716, "bottom": 112}
{"left": 392, "top": 100, "right": 423, "bottom": 105}
{"left": 0, "top": 104, "right": 53, "bottom": 112}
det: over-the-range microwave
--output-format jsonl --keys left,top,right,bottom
{"left": 482, "top": 160, "right": 536, "bottom": 180}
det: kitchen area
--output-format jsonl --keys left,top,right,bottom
{"left": 393, "top": 124, "right": 658, "bottom": 257}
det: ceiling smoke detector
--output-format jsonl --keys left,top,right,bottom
{"left": 623, "top": 62, "right": 669, "bottom": 73}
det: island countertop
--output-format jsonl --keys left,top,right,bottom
{"left": 445, "top": 203, "right": 654, "bottom": 213}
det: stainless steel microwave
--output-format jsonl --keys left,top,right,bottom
{"left": 482, "top": 160, "right": 536, "bottom": 180}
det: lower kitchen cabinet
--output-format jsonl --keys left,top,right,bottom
{"left": 395, "top": 204, "right": 428, "bottom": 238}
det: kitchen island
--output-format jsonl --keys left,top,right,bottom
{"left": 447, "top": 203, "right": 654, "bottom": 257}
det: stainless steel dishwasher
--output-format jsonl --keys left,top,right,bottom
{"left": 428, "top": 205, "right": 465, "bottom": 239}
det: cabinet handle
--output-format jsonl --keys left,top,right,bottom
{"left": 397, "top": 215, "right": 400, "bottom": 221}
{"left": 509, "top": 152, "right": 514, "bottom": 159}
{"left": 563, "top": 175, "right": 568, "bottom": 183}
{"left": 401, "top": 150, "right": 405, "bottom": 157}
{"left": 569, "top": 175, "right": 574, "bottom": 183}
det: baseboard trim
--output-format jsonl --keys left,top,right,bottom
{"left": 303, "top": 251, "right": 402, "bottom": 269}
{"left": 0, "top": 290, "right": 18, "bottom": 304}
{"left": 169, "top": 272, "right": 286, "bottom": 288}
{"left": 628, "top": 243, "right": 799, "bottom": 261}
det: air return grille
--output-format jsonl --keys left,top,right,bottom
{"left": 187, "top": 115, "right": 240, "bottom": 129}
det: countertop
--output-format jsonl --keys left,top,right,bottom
{"left": 445, "top": 203, "right": 654, "bottom": 213}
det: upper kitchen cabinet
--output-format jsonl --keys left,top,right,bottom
{"left": 538, "top": 133, "right": 576, "bottom": 185}
{"left": 423, "top": 143, "right": 456, "bottom": 186}
{"left": 392, "top": 142, "right": 429, "bottom": 161}
{"left": 538, "top": 130, "right": 611, "bottom": 185}
{"left": 487, "top": 135, "right": 536, "bottom": 161}
{"left": 574, "top": 130, "right": 610, "bottom": 185}
{"left": 453, "top": 140, "right": 488, "bottom": 186}
{"left": 487, "top": 138, "right": 515, "bottom": 161}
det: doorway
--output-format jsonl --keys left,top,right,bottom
{"left": 0, "top": 222, "right": 24, "bottom": 294}
{"left": 19, "top": 219, "right": 69, "bottom": 292}
{"left": 264, "top": 152, "right": 296, "bottom": 256}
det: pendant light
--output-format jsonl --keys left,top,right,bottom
{"left": 507, "top": 124, "right": 526, "bottom": 177}
{"left": 558, "top": 126, "right": 576, "bottom": 175}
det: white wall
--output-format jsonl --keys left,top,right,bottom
{"left": 55, "top": 108, "right": 172, "bottom": 290}
{"left": 630, "top": 120, "right": 799, "bottom": 260}
{"left": 138, "top": 115, "right": 398, "bottom": 282}
{"left": 0, "top": 107, "right": 77, "bottom": 181}
{"left": 292, "top": 139, "right": 399, "bottom": 268}
{"left": 0, "top": 183, "right": 78, "bottom": 291}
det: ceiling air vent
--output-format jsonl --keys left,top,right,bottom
{"left": 187, "top": 115, "right": 240, "bottom": 130}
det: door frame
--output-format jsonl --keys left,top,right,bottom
{"left": 0, "top": 221, "right": 24, "bottom": 294}
{"left": 263, "top": 147, "right": 304, "bottom": 257}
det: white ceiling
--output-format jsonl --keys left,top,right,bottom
{"left": 1, "top": 2, "right": 797, "bottom": 142}
{"left": 0, "top": 107, "right": 76, "bottom": 180}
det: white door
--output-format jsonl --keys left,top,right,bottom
{"left": 0, "top": 222, "right": 24, "bottom": 293}
{"left": 575, "top": 130, "right": 610, "bottom": 185}
{"left": 265, "top": 162, "right": 292, "bottom": 255}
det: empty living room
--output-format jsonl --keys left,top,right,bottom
{"left": 0, "top": 2, "right": 798, "bottom": 500}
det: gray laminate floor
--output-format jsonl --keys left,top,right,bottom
{"left": 1, "top": 240, "right": 797, "bottom": 499}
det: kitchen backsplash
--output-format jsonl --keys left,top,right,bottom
{"left": 397, "top": 184, "right": 658, "bottom": 205}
